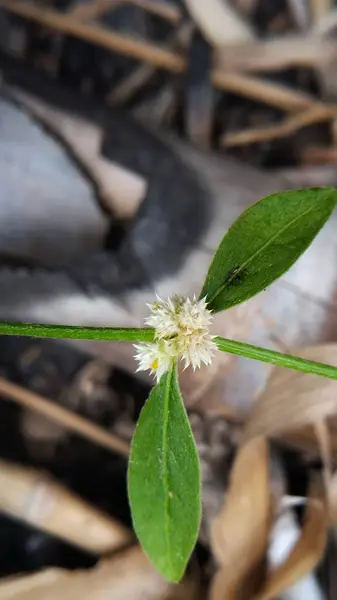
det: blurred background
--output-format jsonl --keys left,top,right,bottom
{"left": 0, "top": 1, "right": 336, "bottom": 598}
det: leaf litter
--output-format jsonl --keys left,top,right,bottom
{"left": 207, "top": 343, "right": 337, "bottom": 599}
{"left": 4, "top": 0, "right": 337, "bottom": 597}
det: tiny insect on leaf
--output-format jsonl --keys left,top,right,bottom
{"left": 200, "top": 187, "right": 337, "bottom": 312}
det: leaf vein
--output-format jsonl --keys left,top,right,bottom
{"left": 162, "top": 363, "right": 174, "bottom": 574}
{"left": 208, "top": 202, "right": 324, "bottom": 305}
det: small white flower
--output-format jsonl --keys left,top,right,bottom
{"left": 134, "top": 339, "right": 174, "bottom": 381}
{"left": 134, "top": 295, "right": 217, "bottom": 381}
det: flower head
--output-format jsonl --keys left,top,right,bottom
{"left": 134, "top": 295, "right": 217, "bottom": 381}
{"left": 134, "top": 339, "right": 175, "bottom": 381}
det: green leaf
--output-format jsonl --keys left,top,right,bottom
{"left": 127, "top": 364, "right": 201, "bottom": 582}
{"left": 200, "top": 187, "right": 337, "bottom": 312}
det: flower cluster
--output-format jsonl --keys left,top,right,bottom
{"left": 134, "top": 295, "right": 217, "bottom": 381}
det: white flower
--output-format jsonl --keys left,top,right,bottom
{"left": 134, "top": 295, "right": 217, "bottom": 381}
{"left": 134, "top": 339, "right": 174, "bottom": 381}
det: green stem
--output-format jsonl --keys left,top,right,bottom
{"left": 215, "top": 336, "right": 337, "bottom": 381}
{"left": 0, "top": 322, "right": 155, "bottom": 342}
{"left": 2, "top": 321, "right": 337, "bottom": 382}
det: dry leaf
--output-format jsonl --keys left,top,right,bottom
{"left": 0, "top": 546, "right": 199, "bottom": 600}
{"left": 268, "top": 509, "right": 324, "bottom": 600}
{"left": 245, "top": 344, "right": 337, "bottom": 456}
{"left": 325, "top": 471, "right": 337, "bottom": 579}
{"left": 210, "top": 437, "right": 271, "bottom": 599}
{"left": 328, "top": 470, "right": 337, "bottom": 523}
{"left": 211, "top": 560, "right": 267, "bottom": 600}
{"left": 210, "top": 569, "right": 240, "bottom": 600}
{"left": 183, "top": 0, "right": 254, "bottom": 45}
{"left": 315, "top": 419, "right": 332, "bottom": 490}
{"left": 255, "top": 481, "right": 328, "bottom": 600}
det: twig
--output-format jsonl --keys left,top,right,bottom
{"left": 108, "top": 22, "right": 192, "bottom": 105}
{"left": 0, "top": 1, "right": 185, "bottom": 72}
{"left": 0, "top": 459, "right": 132, "bottom": 553}
{"left": 212, "top": 71, "right": 337, "bottom": 112}
{"left": 300, "top": 145, "right": 337, "bottom": 164}
{"left": 0, "top": 377, "right": 130, "bottom": 457}
{"left": 67, "top": 0, "right": 119, "bottom": 22}
{"left": 133, "top": 83, "right": 175, "bottom": 122}
{"left": 221, "top": 105, "right": 332, "bottom": 147}
{"left": 3, "top": 0, "right": 337, "bottom": 119}
{"left": 65, "top": 0, "right": 181, "bottom": 24}
{"left": 4, "top": 1, "right": 337, "bottom": 82}
{"left": 119, "top": 0, "right": 181, "bottom": 23}
{"left": 214, "top": 36, "right": 337, "bottom": 73}
{"left": 107, "top": 63, "right": 155, "bottom": 105}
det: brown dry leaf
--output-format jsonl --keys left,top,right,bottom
{"left": 245, "top": 344, "right": 337, "bottom": 456}
{"left": 210, "top": 569, "right": 239, "bottom": 600}
{"left": 210, "top": 437, "right": 271, "bottom": 599}
{"left": 315, "top": 419, "right": 332, "bottom": 490}
{"left": 210, "top": 561, "right": 265, "bottom": 600}
{"left": 0, "top": 546, "right": 200, "bottom": 600}
{"left": 328, "top": 470, "right": 337, "bottom": 523}
{"left": 255, "top": 481, "right": 328, "bottom": 600}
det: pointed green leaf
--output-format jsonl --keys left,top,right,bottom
{"left": 127, "top": 364, "right": 201, "bottom": 582}
{"left": 201, "top": 187, "right": 337, "bottom": 312}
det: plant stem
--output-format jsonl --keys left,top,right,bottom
{"left": 3, "top": 322, "right": 337, "bottom": 382}
{"left": 215, "top": 336, "right": 337, "bottom": 381}
{"left": 0, "top": 322, "right": 155, "bottom": 342}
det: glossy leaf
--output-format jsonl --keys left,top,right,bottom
{"left": 128, "top": 364, "right": 201, "bottom": 582}
{"left": 201, "top": 187, "right": 337, "bottom": 312}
